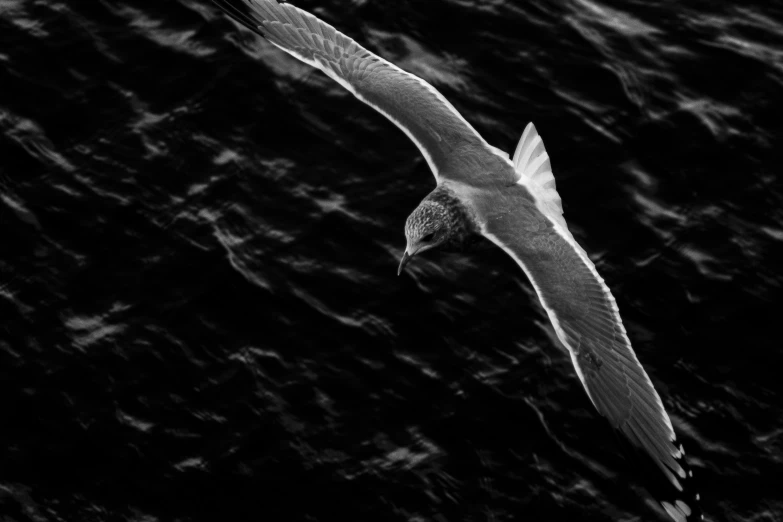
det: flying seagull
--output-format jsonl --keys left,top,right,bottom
{"left": 213, "top": 1, "right": 701, "bottom": 520}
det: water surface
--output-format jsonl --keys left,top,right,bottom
{"left": 1, "top": 1, "right": 782, "bottom": 521}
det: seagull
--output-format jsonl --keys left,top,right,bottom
{"left": 213, "top": 1, "right": 701, "bottom": 520}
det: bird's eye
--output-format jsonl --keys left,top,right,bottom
{"left": 421, "top": 232, "right": 435, "bottom": 242}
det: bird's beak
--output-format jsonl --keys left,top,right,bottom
{"left": 397, "top": 250, "right": 412, "bottom": 276}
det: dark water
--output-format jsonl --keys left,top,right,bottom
{"left": 1, "top": 0, "right": 782, "bottom": 520}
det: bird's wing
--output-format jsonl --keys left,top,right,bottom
{"left": 214, "top": 0, "right": 505, "bottom": 180}
{"left": 470, "top": 124, "right": 700, "bottom": 522}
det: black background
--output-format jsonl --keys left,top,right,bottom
{"left": 1, "top": 1, "right": 782, "bottom": 521}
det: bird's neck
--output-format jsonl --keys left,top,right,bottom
{"left": 425, "top": 186, "right": 479, "bottom": 248}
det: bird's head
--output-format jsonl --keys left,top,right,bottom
{"left": 398, "top": 200, "right": 451, "bottom": 275}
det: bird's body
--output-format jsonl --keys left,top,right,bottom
{"left": 213, "top": 2, "right": 702, "bottom": 521}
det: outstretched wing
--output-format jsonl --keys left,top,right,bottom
{"left": 477, "top": 191, "right": 699, "bottom": 520}
{"left": 469, "top": 125, "right": 701, "bottom": 521}
{"left": 213, "top": 0, "right": 499, "bottom": 180}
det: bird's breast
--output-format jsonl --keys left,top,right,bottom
{"left": 441, "top": 231, "right": 494, "bottom": 253}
